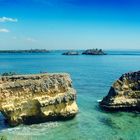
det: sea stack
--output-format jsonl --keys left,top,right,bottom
{"left": 100, "top": 71, "right": 140, "bottom": 111}
{"left": 0, "top": 73, "right": 78, "bottom": 126}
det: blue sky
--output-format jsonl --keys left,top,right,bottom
{"left": 0, "top": 0, "right": 140, "bottom": 50}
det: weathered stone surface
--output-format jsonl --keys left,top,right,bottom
{"left": 82, "top": 49, "right": 106, "bottom": 55}
{"left": 100, "top": 71, "right": 140, "bottom": 111}
{"left": 0, "top": 73, "right": 78, "bottom": 126}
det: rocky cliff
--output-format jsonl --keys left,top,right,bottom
{"left": 0, "top": 73, "right": 78, "bottom": 126}
{"left": 100, "top": 71, "right": 140, "bottom": 111}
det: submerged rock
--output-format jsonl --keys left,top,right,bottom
{"left": 82, "top": 49, "right": 106, "bottom": 55}
{"left": 0, "top": 73, "right": 78, "bottom": 126}
{"left": 100, "top": 71, "right": 140, "bottom": 111}
{"left": 62, "top": 51, "right": 79, "bottom": 55}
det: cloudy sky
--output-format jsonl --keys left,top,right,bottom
{"left": 0, "top": 0, "right": 140, "bottom": 50}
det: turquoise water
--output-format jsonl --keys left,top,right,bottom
{"left": 0, "top": 51, "right": 140, "bottom": 140}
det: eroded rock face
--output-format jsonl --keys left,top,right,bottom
{"left": 100, "top": 71, "right": 140, "bottom": 111}
{"left": 0, "top": 73, "right": 78, "bottom": 126}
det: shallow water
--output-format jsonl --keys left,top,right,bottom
{"left": 0, "top": 51, "right": 140, "bottom": 140}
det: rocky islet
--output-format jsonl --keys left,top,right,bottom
{"left": 0, "top": 73, "right": 78, "bottom": 126}
{"left": 100, "top": 71, "right": 140, "bottom": 111}
{"left": 82, "top": 49, "right": 106, "bottom": 55}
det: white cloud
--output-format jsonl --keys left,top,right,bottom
{"left": 0, "top": 17, "right": 18, "bottom": 22}
{"left": 0, "top": 28, "right": 10, "bottom": 33}
{"left": 26, "top": 37, "right": 37, "bottom": 42}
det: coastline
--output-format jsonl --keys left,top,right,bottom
{"left": 0, "top": 50, "right": 140, "bottom": 139}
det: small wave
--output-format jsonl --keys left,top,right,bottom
{"left": 97, "top": 99, "right": 101, "bottom": 103}
{"left": 1, "top": 122, "right": 60, "bottom": 136}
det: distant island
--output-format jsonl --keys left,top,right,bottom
{"left": 82, "top": 48, "right": 106, "bottom": 55}
{"left": 62, "top": 49, "right": 106, "bottom": 56}
{"left": 62, "top": 51, "right": 79, "bottom": 55}
{"left": 0, "top": 49, "right": 107, "bottom": 55}
{"left": 0, "top": 49, "right": 50, "bottom": 53}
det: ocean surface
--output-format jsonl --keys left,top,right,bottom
{"left": 0, "top": 50, "right": 140, "bottom": 140}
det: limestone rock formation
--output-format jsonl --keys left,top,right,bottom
{"left": 100, "top": 71, "right": 140, "bottom": 111}
{"left": 82, "top": 49, "right": 106, "bottom": 55}
{"left": 0, "top": 73, "right": 78, "bottom": 126}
